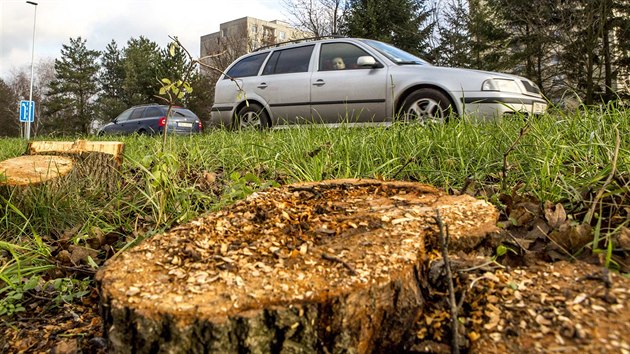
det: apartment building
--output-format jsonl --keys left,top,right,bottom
{"left": 200, "top": 17, "right": 310, "bottom": 75}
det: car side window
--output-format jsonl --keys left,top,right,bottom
{"left": 319, "top": 43, "right": 372, "bottom": 71}
{"left": 115, "top": 108, "right": 133, "bottom": 122}
{"left": 144, "top": 107, "right": 163, "bottom": 118}
{"left": 129, "top": 108, "right": 145, "bottom": 120}
{"left": 262, "top": 45, "right": 314, "bottom": 75}
{"left": 225, "top": 53, "right": 269, "bottom": 78}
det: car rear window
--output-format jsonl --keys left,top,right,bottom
{"left": 171, "top": 108, "right": 197, "bottom": 118}
{"left": 262, "top": 45, "right": 314, "bottom": 75}
{"left": 225, "top": 53, "right": 269, "bottom": 78}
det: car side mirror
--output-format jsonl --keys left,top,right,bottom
{"left": 357, "top": 56, "right": 383, "bottom": 68}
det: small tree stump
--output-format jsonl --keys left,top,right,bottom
{"left": 0, "top": 155, "right": 74, "bottom": 185}
{"left": 97, "top": 179, "right": 498, "bottom": 353}
{"left": 0, "top": 140, "right": 123, "bottom": 194}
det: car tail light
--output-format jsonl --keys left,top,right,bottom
{"left": 159, "top": 117, "right": 166, "bottom": 127}
{"left": 198, "top": 120, "right": 203, "bottom": 130}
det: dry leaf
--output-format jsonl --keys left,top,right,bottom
{"left": 544, "top": 201, "right": 566, "bottom": 229}
{"left": 203, "top": 171, "right": 216, "bottom": 183}
{"left": 548, "top": 223, "right": 592, "bottom": 252}
{"left": 616, "top": 227, "right": 630, "bottom": 250}
{"left": 509, "top": 202, "right": 540, "bottom": 226}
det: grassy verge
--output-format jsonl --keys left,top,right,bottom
{"left": 0, "top": 105, "right": 628, "bottom": 316}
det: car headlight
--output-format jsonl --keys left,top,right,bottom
{"left": 482, "top": 79, "right": 522, "bottom": 93}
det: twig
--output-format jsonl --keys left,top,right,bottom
{"left": 506, "top": 231, "right": 528, "bottom": 253}
{"left": 392, "top": 156, "right": 416, "bottom": 179}
{"left": 457, "top": 260, "right": 504, "bottom": 273}
{"left": 433, "top": 210, "right": 460, "bottom": 354}
{"left": 321, "top": 252, "right": 357, "bottom": 276}
{"left": 584, "top": 126, "right": 620, "bottom": 224}
{"left": 168, "top": 36, "right": 245, "bottom": 93}
{"left": 501, "top": 121, "right": 531, "bottom": 191}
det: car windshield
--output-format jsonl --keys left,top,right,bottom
{"left": 360, "top": 39, "right": 430, "bottom": 66}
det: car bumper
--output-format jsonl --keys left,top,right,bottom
{"left": 462, "top": 96, "right": 547, "bottom": 120}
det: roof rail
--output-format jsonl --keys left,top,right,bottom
{"left": 253, "top": 35, "right": 346, "bottom": 52}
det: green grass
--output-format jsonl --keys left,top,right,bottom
{"left": 0, "top": 105, "right": 628, "bottom": 315}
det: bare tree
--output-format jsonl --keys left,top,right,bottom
{"left": 282, "top": 0, "right": 346, "bottom": 36}
{"left": 6, "top": 59, "right": 54, "bottom": 137}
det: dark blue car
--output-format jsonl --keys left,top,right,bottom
{"left": 98, "top": 104, "right": 202, "bottom": 135}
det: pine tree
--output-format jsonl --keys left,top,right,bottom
{"left": 486, "top": 0, "right": 558, "bottom": 96}
{"left": 122, "top": 36, "right": 162, "bottom": 105}
{"left": 97, "top": 40, "right": 127, "bottom": 123}
{"left": 0, "top": 79, "right": 20, "bottom": 137}
{"left": 467, "top": 0, "right": 510, "bottom": 72}
{"left": 44, "top": 37, "right": 100, "bottom": 134}
{"left": 343, "top": 0, "right": 435, "bottom": 57}
{"left": 605, "top": 0, "right": 630, "bottom": 100}
{"left": 435, "top": 0, "right": 471, "bottom": 67}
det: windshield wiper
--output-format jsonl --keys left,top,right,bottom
{"left": 397, "top": 61, "right": 422, "bottom": 65}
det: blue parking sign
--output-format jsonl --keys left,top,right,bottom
{"left": 19, "top": 100, "right": 35, "bottom": 123}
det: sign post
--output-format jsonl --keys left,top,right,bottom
{"left": 26, "top": 1, "right": 38, "bottom": 140}
{"left": 20, "top": 100, "right": 35, "bottom": 139}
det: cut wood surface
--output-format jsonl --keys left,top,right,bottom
{"left": 27, "top": 140, "right": 124, "bottom": 164}
{"left": 97, "top": 179, "right": 499, "bottom": 353}
{"left": 0, "top": 155, "right": 74, "bottom": 186}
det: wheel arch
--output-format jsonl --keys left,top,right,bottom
{"left": 395, "top": 84, "right": 461, "bottom": 116}
{"left": 234, "top": 99, "right": 271, "bottom": 122}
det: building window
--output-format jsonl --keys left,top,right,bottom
{"left": 221, "top": 29, "right": 227, "bottom": 37}
{"left": 279, "top": 31, "right": 286, "bottom": 40}
{"left": 251, "top": 24, "right": 258, "bottom": 33}
{"left": 263, "top": 26, "right": 274, "bottom": 38}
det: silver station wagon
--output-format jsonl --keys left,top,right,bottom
{"left": 210, "top": 37, "right": 547, "bottom": 129}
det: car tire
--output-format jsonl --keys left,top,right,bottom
{"left": 232, "top": 104, "right": 270, "bottom": 130}
{"left": 400, "top": 88, "right": 455, "bottom": 123}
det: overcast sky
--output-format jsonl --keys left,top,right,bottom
{"left": 0, "top": 0, "right": 286, "bottom": 80}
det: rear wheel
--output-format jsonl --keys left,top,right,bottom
{"left": 232, "top": 104, "right": 270, "bottom": 130}
{"left": 400, "top": 88, "right": 455, "bottom": 123}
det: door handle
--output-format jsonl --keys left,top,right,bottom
{"left": 257, "top": 83, "right": 268, "bottom": 89}
{"left": 313, "top": 79, "right": 325, "bottom": 86}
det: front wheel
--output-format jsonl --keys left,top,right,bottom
{"left": 232, "top": 104, "right": 270, "bottom": 130}
{"left": 400, "top": 89, "right": 455, "bottom": 123}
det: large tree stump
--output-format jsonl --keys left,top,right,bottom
{"left": 96, "top": 179, "right": 499, "bottom": 353}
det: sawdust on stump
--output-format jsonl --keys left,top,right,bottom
{"left": 96, "top": 179, "right": 499, "bottom": 353}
